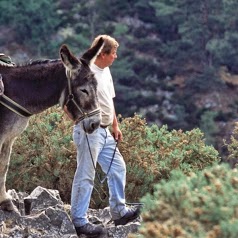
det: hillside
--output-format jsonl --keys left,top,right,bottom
{"left": 1, "top": 0, "right": 238, "bottom": 159}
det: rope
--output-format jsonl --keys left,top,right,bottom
{"left": 83, "top": 124, "right": 143, "bottom": 206}
{"left": 84, "top": 124, "right": 118, "bottom": 184}
{"left": 0, "top": 94, "right": 32, "bottom": 117}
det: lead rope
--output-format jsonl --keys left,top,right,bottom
{"left": 84, "top": 124, "right": 118, "bottom": 184}
{"left": 84, "top": 123, "right": 144, "bottom": 207}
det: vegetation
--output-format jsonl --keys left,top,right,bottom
{"left": 224, "top": 122, "right": 238, "bottom": 167}
{"left": 119, "top": 114, "right": 220, "bottom": 203}
{"left": 128, "top": 123, "right": 238, "bottom": 238}
{"left": 130, "top": 164, "right": 238, "bottom": 238}
{"left": 6, "top": 108, "right": 238, "bottom": 237}
{"left": 8, "top": 108, "right": 219, "bottom": 207}
{"left": 3, "top": 1, "right": 238, "bottom": 235}
{"left": 8, "top": 107, "right": 75, "bottom": 202}
{"left": 1, "top": 1, "right": 238, "bottom": 138}
{"left": 0, "top": 0, "right": 61, "bottom": 56}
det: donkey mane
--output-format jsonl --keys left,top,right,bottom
{"left": 27, "top": 59, "right": 60, "bottom": 66}
{"left": 0, "top": 59, "right": 60, "bottom": 69}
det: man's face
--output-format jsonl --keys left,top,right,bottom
{"left": 103, "top": 48, "right": 117, "bottom": 67}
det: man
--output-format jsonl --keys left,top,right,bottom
{"left": 71, "top": 35, "right": 140, "bottom": 237}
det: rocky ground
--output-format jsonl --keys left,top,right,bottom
{"left": 0, "top": 187, "right": 141, "bottom": 238}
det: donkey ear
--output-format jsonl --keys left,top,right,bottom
{"left": 60, "top": 44, "right": 81, "bottom": 70}
{"left": 81, "top": 37, "right": 104, "bottom": 65}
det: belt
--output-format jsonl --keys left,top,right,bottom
{"left": 100, "top": 124, "right": 109, "bottom": 129}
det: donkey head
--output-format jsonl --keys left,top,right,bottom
{"left": 59, "top": 38, "right": 104, "bottom": 133}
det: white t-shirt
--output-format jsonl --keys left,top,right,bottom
{"left": 90, "top": 63, "right": 115, "bottom": 126}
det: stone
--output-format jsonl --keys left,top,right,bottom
{"left": 0, "top": 187, "right": 141, "bottom": 237}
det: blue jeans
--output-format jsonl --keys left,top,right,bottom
{"left": 71, "top": 125, "right": 128, "bottom": 227}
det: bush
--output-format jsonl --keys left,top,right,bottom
{"left": 131, "top": 164, "right": 238, "bottom": 238}
{"left": 199, "top": 111, "right": 219, "bottom": 146}
{"left": 119, "top": 114, "right": 220, "bottom": 204}
{"left": 8, "top": 109, "right": 220, "bottom": 208}
{"left": 8, "top": 106, "right": 76, "bottom": 202}
{"left": 224, "top": 122, "right": 238, "bottom": 167}
{"left": 0, "top": 0, "right": 62, "bottom": 56}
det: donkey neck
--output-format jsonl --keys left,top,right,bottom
{"left": 1, "top": 60, "right": 67, "bottom": 115}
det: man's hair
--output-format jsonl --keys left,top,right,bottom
{"left": 91, "top": 35, "right": 119, "bottom": 54}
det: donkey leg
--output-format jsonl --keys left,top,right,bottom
{"left": 0, "top": 140, "right": 16, "bottom": 211}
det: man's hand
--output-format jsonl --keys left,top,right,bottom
{"left": 112, "top": 125, "right": 123, "bottom": 142}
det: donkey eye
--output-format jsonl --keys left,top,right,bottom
{"left": 81, "top": 89, "right": 89, "bottom": 95}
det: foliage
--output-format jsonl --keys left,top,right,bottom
{"left": 0, "top": 0, "right": 61, "bottom": 56}
{"left": 8, "top": 109, "right": 220, "bottom": 207}
{"left": 199, "top": 111, "right": 219, "bottom": 146}
{"left": 120, "top": 115, "right": 219, "bottom": 200}
{"left": 185, "top": 67, "right": 223, "bottom": 93}
{"left": 8, "top": 107, "right": 76, "bottom": 202}
{"left": 224, "top": 122, "right": 238, "bottom": 167}
{"left": 95, "top": 114, "right": 220, "bottom": 206}
{"left": 2, "top": 0, "right": 238, "bottom": 148}
{"left": 130, "top": 164, "right": 238, "bottom": 238}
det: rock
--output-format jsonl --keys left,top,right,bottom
{"left": 0, "top": 186, "right": 141, "bottom": 237}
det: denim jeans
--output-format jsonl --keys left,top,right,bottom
{"left": 71, "top": 124, "right": 128, "bottom": 227}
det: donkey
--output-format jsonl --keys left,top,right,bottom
{"left": 0, "top": 38, "right": 104, "bottom": 211}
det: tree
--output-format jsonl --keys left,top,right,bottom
{"left": 0, "top": 0, "right": 61, "bottom": 56}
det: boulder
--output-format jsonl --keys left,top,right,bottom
{"left": 0, "top": 186, "right": 141, "bottom": 238}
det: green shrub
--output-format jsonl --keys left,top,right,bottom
{"left": 119, "top": 114, "right": 220, "bottom": 204}
{"left": 8, "top": 106, "right": 76, "bottom": 202}
{"left": 132, "top": 164, "right": 238, "bottom": 238}
{"left": 8, "top": 109, "right": 220, "bottom": 208}
{"left": 224, "top": 122, "right": 238, "bottom": 167}
{"left": 199, "top": 110, "right": 219, "bottom": 146}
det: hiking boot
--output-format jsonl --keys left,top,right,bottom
{"left": 114, "top": 206, "right": 141, "bottom": 226}
{"left": 75, "top": 222, "right": 106, "bottom": 237}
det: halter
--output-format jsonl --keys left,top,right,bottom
{"left": 65, "top": 69, "right": 100, "bottom": 123}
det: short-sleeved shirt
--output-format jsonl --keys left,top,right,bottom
{"left": 90, "top": 63, "right": 115, "bottom": 126}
